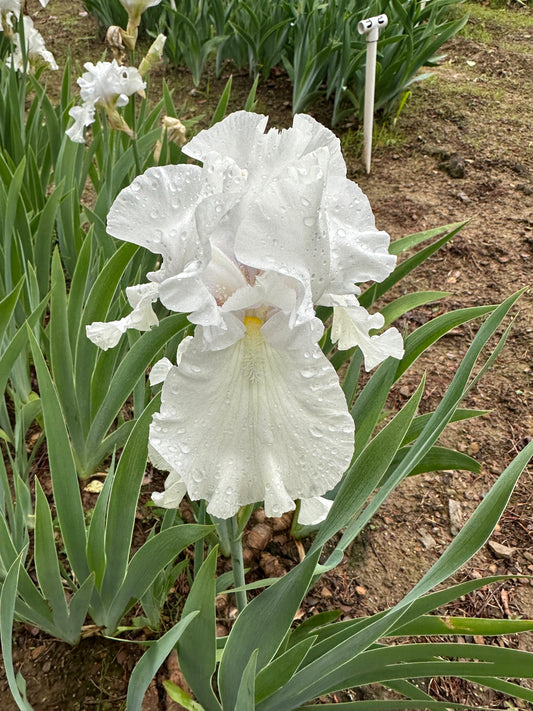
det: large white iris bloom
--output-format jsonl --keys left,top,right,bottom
{"left": 87, "top": 111, "right": 404, "bottom": 521}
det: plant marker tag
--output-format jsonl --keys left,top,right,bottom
{"left": 358, "top": 14, "right": 388, "bottom": 174}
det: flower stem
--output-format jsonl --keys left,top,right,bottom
{"left": 130, "top": 111, "right": 142, "bottom": 176}
{"left": 193, "top": 500, "right": 206, "bottom": 579}
{"left": 229, "top": 516, "right": 247, "bottom": 613}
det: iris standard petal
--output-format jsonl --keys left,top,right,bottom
{"left": 292, "top": 114, "right": 347, "bottom": 179}
{"left": 184, "top": 110, "right": 269, "bottom": 168}
{"left": 149, "top": 319, "right": 354, "bottom": 519}
{"left": 323, "top": 177, "right": 396, "bottom": 294}
{"left": 106, "top": 164, "right": 205, "bottom": 260}
{"left": 234, "top": 148, "right": 330, "bottom": 303}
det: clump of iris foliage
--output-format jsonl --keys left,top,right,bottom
{"left": 1, "top": 3, "right": 533, "bottom": 711}
{"left": 83, "top": 0, "right": 468, "bottom": 124}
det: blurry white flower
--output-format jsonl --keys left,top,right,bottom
{"left": 0, "top": 5, "right": 16, "bottom": 38}
{"left": 120, "top": 0, "right": 162, "bottom": 24}
{"left": 77, "top": 60, "right": 145, "bottom": 107}
{"left": 119, "top": 0, "right": 163, "bottom": 49}
{"left": 66, "top": 60, "right": 145, "bottom": 143}
{"left": 87, "top": 111, "right": 405, "bottom": 520}
{"left": 0, "top": 0, "right": 20, "bottom": 18}
{"left": 0, "top": 0, "right": 48, "bottom": 28}
{"left": 6, "top": 15, "right": 58, "bottom": 72}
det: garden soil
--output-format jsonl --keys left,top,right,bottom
{"left": 1, "top": 0, "right": 532, "bottom": 708}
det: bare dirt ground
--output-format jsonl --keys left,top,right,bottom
{"left": 1, "top": 0, "right": 532, "bottom": 708}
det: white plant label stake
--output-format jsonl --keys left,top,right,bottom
{"left": 358, "top": 14, "right": 388, "bottom": 174}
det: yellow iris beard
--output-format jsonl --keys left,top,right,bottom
{"left": 242, "top": 316, "right": 265, "bottom": 382}
{"left": 244, "top": 315, "right": 263, "bottom": 332}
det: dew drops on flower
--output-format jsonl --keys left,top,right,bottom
{"left": 86, "top": 110, "right": 404, "bottom": 524}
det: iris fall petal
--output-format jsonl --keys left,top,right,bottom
{"left": 149, "top": 320, "right": 354, "bottom": 519}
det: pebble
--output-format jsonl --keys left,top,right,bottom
{"left": 487, "top": 540, "right": 515, "bottom": 559}
{"left": 418, "top": 527, "right": 437, "bottom": 549}
{"left": 448, "top": 499, "right": 463, "bottom": 536}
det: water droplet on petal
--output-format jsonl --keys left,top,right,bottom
{"left": 309, "top": 425, "right": 323, "bottom": 439}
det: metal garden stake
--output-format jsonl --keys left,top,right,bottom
{"left": 358, "top": 14, "right": 388, "bottom": 174}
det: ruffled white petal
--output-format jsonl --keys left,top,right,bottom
{"left": 78, "top": 60, "right": 145, "bottom": 106}
{"left": 86, "top": 282, "right": 159, "bottom": 350}
{"left": 260, "top": 310, "right": 323, "bottom": 353}
{"left": 66, "top": 103, "right": 95, "bottom": 143}
{"left": 149, "top": 334, "right": 194, "bottom": 385}
{"left": 330, "top": 295, "right": 404, "bottom": 371}
{"left": 107, "top": 165, "right": 226, "bottom": 325}
{"left": 150, "top": 322, "right": 354, "bottom": 518}
{"left": 222, "top": 271, "right": 297, "bottom": 319}
{"left": 107, "top": 164, "right": 206, "bottom": 264}
{"left": 233, "top": 147, "right": 330, "bottom": 303}
{"left": 323, "top": 177, "right": 396, "bottom": 295}
{"left": 292, "top": 114, "right": 347, "bottom": 179}
{"left": 149, "top": 357, "right": 173, "bottom": 386}
{"left": 151, "top": 477, "right": 187, "bottom": 508}
{"left": 148, "top": 442, "right": 187, "bottom": 508}
{"left": 298, "top": 496, "right": 333, "bottom": 526}
{"left": 85, "top": 321, "right": 127, "bottom": 350}
{"left": 184, "top": 111, "right": 269, "bottom": 168}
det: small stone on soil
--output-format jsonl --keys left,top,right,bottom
{"left": 418, "top": 527, "right": 437, "bottom": 549}
{"left": 448, "top": 499, "right": 463, "bottom": 536}
{"left": 487, "top": 539, "right": 515, "bottom": 559}
{"left": 439, "top": 154, "right": 466, "bottom": 178}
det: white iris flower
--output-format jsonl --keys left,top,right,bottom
{"left": 118, "top": 0, "right": 163, "bottom": 49}
{"left": 0, "top": 0, "right": 47, "bottom": 17}
{"left": 66, "top": 60, "right": 145, "bottom": 143}
{"left": 6, "top": 15, "right": 58, "bottom": 72}
{"left": 0, "top": 0, "right": 20, "bottom": 18}
{"left": 87, "top": 111, "right": 404, "bottom": 522}
{"left": 119, "top": 0, "right": 162, "bottom": 24}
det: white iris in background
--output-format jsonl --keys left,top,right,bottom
{"left": 87, "top": 111, "right": 404, "bottom": 523}
{"left": 119, "top": 0, "right": 162, "bottom": 24}
{"left": 0, "top": 0, "right": 47, "bottom": 17}
{"left": 6, "top": 15, "right": 58, "bottom": 72}
{"left": 0, "top": 0, "right": 20, "bottom": 18}
{"left": 66, "top": 60, "right": 145, "bottom": 143}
